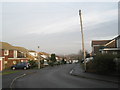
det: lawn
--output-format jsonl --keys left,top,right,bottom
{"left": 0, "top": 70, "right": 19, "bottom": 75}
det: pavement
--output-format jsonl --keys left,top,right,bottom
{"left": 70, "top": 63, "right": 120, "bottom": 84}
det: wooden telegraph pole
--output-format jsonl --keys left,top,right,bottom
{"left": 79, "top": 10, "right": 86, "bottom": 72}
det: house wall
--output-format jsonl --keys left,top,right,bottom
{"left": 0, "top": 49, "right": 30, "bottom": 70}
{"left": 41, "top": 55, "right": 47, "bottom": 58}
{"left": 8, "top": 50, "right": 14, "bottom": 58}
{"left": 29, "top": 52, "right": 38, "bottom": 57}
{"left": 117, "top": 38, "right": 120, "bottom": 48}
{"left": 0, "top": 50, "right": 2, "bottom": 57}
{"left": 0, "top": 57, "right": 2, "bottom": 71}
{"left": 0, "top": 57, "right": 5, "bottom": 71}
{"left": 93, "top": 46, "right": 101, "bottom": 54}
{"left": 0, "top": 50, "right": 13, "bottom": 57}
{"left": 106, "top": 40, "right": 117, "bottom": 48}
{"left": 1, "top": 50, "right": 4, "bottom": 57}
{"left": 5, "top": 58, "right": 29, "bottom": 69}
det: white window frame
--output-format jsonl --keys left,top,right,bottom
{"left": 13, "top": 61, "right": 16, "bottom": 64}
{"left": 4, "top": 50, "right": 9, "bottom": 56}
{"left": 14, "top": 50, "right": 17, "bottom": 58}
{"left": 21, "top": 60, "right": 24, "bottom": 62}
{"left": 4, "top": 61, "right": 7, "bottom": 64}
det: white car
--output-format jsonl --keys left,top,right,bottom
{"left": 82, "top": 57, "right": 93, "bottom": 63}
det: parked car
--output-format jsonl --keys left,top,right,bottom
{"left": 54, "top": 61, "right": 61, "bottom": 65}
{"left": 11, "top": 62, "right": 31, "bottom": 70}
{"left": 81, "top": 57, "right": 93, "bottom": 63}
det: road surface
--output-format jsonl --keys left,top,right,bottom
{"left": 13, "top": 64, "right": 118, "bottom": 88}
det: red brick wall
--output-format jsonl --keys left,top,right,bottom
{"left": 0, "top": 61, "right": 2, "bottom": 71}
{"left": 0, "top": 58, "right": 5, "bottom": 71}
{"left": 8, "top": 50, "right": 14, "bottom": 58}
{"left": 1, "top": 50, "right": 4, "bottom": 57}
{"left": 5, "top": 58, "right": 29, "bottom": 69}
{"left": 0, "top": 50, "right": 1, "bottom": 57}
{"left": 4, "top": 56, "right": 8, "bottom": 61}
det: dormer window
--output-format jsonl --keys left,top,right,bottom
{"left": 4, "top": 50, "right": 9, "bottom": 56}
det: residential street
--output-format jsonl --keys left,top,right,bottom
{"left": 1, "top": 2, "right": 120, "bottom": 90}
{"left": 2, "top": 69, "right": 37, "bottom": 88}
{"left": 12, "top": 64, "right": 118, "bottom": 88}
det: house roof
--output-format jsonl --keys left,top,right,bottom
{"left": 112, "top": 35, "right": 120, "bottom": 40}
{"left": 104, "top": 39, "right": 115, "bottom": 47}
{"left": 14, "top": 46, "right": 28, "bottom": 53}
{"left": 91, "top": 40, "right": 111, "bottom": 47}
{"left": 39, "top": 52, "right": 50, "bottom": 56}
{"left": 28, "top": 50, "right": 36, "bottom": 52}
{"left": 0, "top": 42, "right": 14, "bottom": 50}
{"left": 91, "top": 35, "right": 120, "bottom": 47}
{"left": 0, "top": 42, "right": 28, "bottom": 53}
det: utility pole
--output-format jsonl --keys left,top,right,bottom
{"left": 79, "top": 10, "right": 86, "bottom": 72}
{"left": 38, "top": 46, "right": 40, "bottom": 69}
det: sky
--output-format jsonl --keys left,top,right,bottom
{"left": 1, "top": 1, "right": 118, "bottom": 55}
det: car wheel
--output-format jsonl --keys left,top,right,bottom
{"left": 12, "top": 67, "right": 15, "bottom": 70}
{"left": 23, "top": 67, "right": 27, "bottom": 70}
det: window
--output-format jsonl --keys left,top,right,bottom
{"left": 13, "top": 61, "right": 16, "bottom": 64}
{"left": 4, "top": 61, "right": 7, "bottom": 64}
{"left": 21, "top": 60, "right": 24, "bottom": 62}
{"left": 4, "top": 50, "right": 9, "bottom": 56}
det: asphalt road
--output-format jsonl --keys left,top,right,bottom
{"left": 13, "top": 64, "right": 118, "bottom": 88}
{"left": 2, "top": 69, "right": 37, "bottom": 88}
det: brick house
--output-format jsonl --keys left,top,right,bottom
{"left": 39, "top": 52, "right": 51, "bottom": 66}
{"left": 91, "top": 35, "right": 120, "bottom": 55}
{"left": 0, "top": 42, "right": 30, "bottom": 70}
{"left": 28, "top": 50, "right": 38, "bottom": 61}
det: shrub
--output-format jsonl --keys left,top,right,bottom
{"left": 87, "top": 54, "right": 116, "bottom": 74}
{"left": 48, "top": 61, "right": 54, "bottom": 67}
{"left": 28, "top": 60, "right": 38, "bottom": 68}
{"left": 86, "top": 60, "right": 95, "bottom": 72}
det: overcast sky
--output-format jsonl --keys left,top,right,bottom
{"left": 1, "top": 2, "right": 118, "bottom": 55}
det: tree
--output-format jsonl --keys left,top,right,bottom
{"left": 50, "top": 54, "right": 56, "bottom": 62}
{"left": 49, "top": 53, "right": 56, "bottom": 66}
{"left": 61, "top": 58, "right": 66, "bottom": 64}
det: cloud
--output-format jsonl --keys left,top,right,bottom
{"left": 91, "top": 35, "right": 118, "bottom": 40}
{"left": 83, "top": 9, "right": 118, "bottom": 30}
{"left": 28, "top": 8, "right": 117, "bottom": 35}
{"left": 28, "top": 16, "right": 79, "bottom": 34}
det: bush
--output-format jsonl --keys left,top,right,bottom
{"left": 87, "top": 54, "right": 116, "bottom": 74}
{"left": 48, "top": 61, "right": 54, "bottom": 67}
{"left": 86, "top": 60, "right": 95, "bottom": 72}
{"left": 28, "top": 60, "right": 38, "bottom": 68}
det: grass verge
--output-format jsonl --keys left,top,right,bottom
{"left": 0, "top": 70, "right": 19, "bottom": 75}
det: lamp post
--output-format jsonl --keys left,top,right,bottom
{"left": 79, "top": 10, "right": 86, "bottom": 72}
{"left": 38, "top": 46, "right": 40, "bottom": 69}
